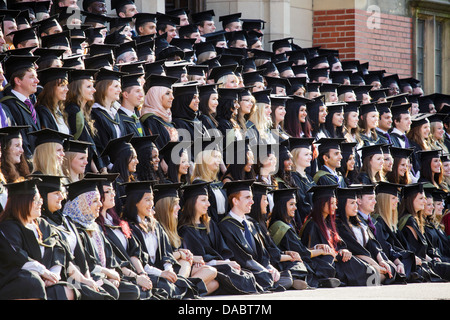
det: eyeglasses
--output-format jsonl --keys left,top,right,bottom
{"left": 33, "top": 197, "right": 43, "bottom": 205}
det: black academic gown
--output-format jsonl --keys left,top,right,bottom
{"left": 268, "top": 218, "right": 338, "bottom": 288}
{"left": 336, "top": 218, "right": 397, "bottom": 284}
{"left": 372, "top": 214, "right": 418, "bottom": 282}
{"left": 0, "top": 223, "right": 47, "bottom": 300}
{"left": 91, "top": 106, "right": 126, "bottom": 166}
{"left": 218, "top": 214, "right": 276, "bottom": 291}
{"left": 291, "top": 171, "right": 315, "bottom": 227}
{"left": 74, "top": 222, "right": 140, "bottom": 300}
{"left": 65, "top": 102, "right": 105, "bottom": 172}
{"left": 123, "top": 219, "right": 206, "bottom": 299}
{"left": 313, "top": 166, "right": 347, "bottom": 187}
{"left": 35, "top": 104, "right": 67, "bottom": 133}
{"left": 118, "top": 108, "right": 145, "bottom": 137}
{"left": 41, "top": 208, "right": 115, "bottom": 300}
{"left": 299, "top": 217, "right": 377, "bottom": 286}
{"left": 398, "top": 214, "right": 450, "bottom": 281}
{"left": 424, "top": 221, "right": 450, "bottom": 263}
{"left": 178, "top": 221, "right": 263, "bottom": 295}
{"left": 0, "top": 218, "right": 79, "bottom": 300}
{"left": 0, "top": 87, "right": 40, "bottom": 159}
{"left": 140, "top": 113, "right": 174, "bottom": 150}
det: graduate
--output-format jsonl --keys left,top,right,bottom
{"left": 267, "top": 186, "right": 341, "bottom": 288}
{"left": 117, "top": 72, "right": 146, "bottom": 137}
{"left": 1, "top": 55, "right": 41, "bottom": 158}
{"left": 65, "top": 69, "right": 106, "bottom": 174}
{"left": 140, "top": 74, "right": 179, "bottom": 150}
{"left": 63, "top": 178, "right": 141, "bottom": 300}
{"left": 288, "top": 137, "right": 316, "bottom": 226}
{"left": 171, "top": 81, "right": 210, "bottom": 143}
{"left": 35, "top": 174, "right": 116, "bottom": 299}
{"left": 0, "top": 178, "right": 80, "bottom": 300}
{"left": 91, "top": 68, "right": 127, "bottom": 167}
{"left": 336, "top": 186, "right": 397, "bottom": 285}
{"left": 35, "top": 67, "right": 71, "bottom": 135}
{"left": 177, "top": 181, "right": 264, "bottom": 295}
{"left": 313, "top": 138, "right": 347, "bottom": 187}
{"left": 299, "top": 184, "right": 379, "bottom": 286}
{"left": 219, "top": 179, "right": 284, "bottom": 291}
{"left": 398, "top": 183, "right": 450, "bottom": 281}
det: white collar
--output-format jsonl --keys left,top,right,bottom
{"left": 11, "top": 89, "right": 29, "bottom": 103}
{"left": 119, "top": 106, "right": 135, "bottom": 117}
{"left": 229, "top": 210, "right": 246, "bottom": 224}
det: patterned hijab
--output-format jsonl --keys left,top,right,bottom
{"left": 63, "top": 191, "right": 99, "bottom": 230}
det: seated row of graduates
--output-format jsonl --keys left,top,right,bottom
{"left": 1, "top": 126, "right": 450, "bottom": 300}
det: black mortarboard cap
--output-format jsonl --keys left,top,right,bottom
{"left": 156, "top": 12, "right": 180, "bottom": 27}
{"left": 390, "top": 103, "right": 410, "bottom": 117}
{"left": 209, "top": 64, "right": 237, "bottom": 82}
{"left": 4, "top": 55, "right": 39, "bottom": 81}
{"left": 288, "top": 137, "right": 314, "bottom": 150}
{"left": 29, "top": 128, "right": 72, "bottom": 147}
{"left": 251, "top": 182, "right": 273, "bottom": 196}
{"left": 375, "top": 101, "right": 392, "bottom": 115}
{"left": 100, "top": 133, "right": 134, "bottom": 163}
{"left": 307, "top": 184, "right": 338, "bottom": 200}
{"left": 320, "top": 83, "right": 340, "bottom": 93}
{"left": 375, "top": 181, "right": 402, "bottom": 196}
{"left": 381, "top": 74, "right": 400, "bottom": 87}
{"left": 31, "top": 174, "right": 64, "bottom": 193}
{"left": 41, "top": 29, "right": 71, "bottom": 48}
{"left": 341, "top": 60, "right": 360, "bottom": 72}
{"left": 68, "top": 69, "right": 97, "bottom": 82}
{"left": 252, "top": 89, "right": 272, "bottom": 104}
{"left": 181, "top": 181, "right": 210, "bottom": 199}
{"left": 358, "top": 102, "right": 378, "bottom": 116}
{"left": 84, "top": 52, "right": 113, "bottom": 69}
{"left": 10, "top": 26, "right": 38, "bottom": 48}
{"left": 330, "top": 70, "right": 352, "bottom": 84}
{"left": 95, "top": 68, "right": 125, "bottom": 82}
{"left": 172, "top": 81, "right": 199, "bottom": 97}
{"left": 340, "top": 142, "right": 357, "bottom": 156}
{"left": 370, "top": 88, "right": 390, "bottom": 101}
{"left": 344, "top": 100, "right": 361, "bottom": 113}
{"left": 4, "top": 178, "right": 41, "bottom": 196}
{"left": 63, "top": 139, "right": 93, "bottom": 153}
{"left": 417, "top": 149, "right": 442, "bottom": 162}
{"left": 153, "top": 182, "right": 182, "bottom": 203}
{"left": 358, "top": 143, "right": 384, "bottom": 160}
{"left": 336, "top": 186, "right": 361, "bottom": 200}
{"left": 198, "top": 83, "right": 218, "bottom": 97}
{"left": 316, "top": 137, "right": 346, "bottom": 154}
{"left": 191, "top": 10, "right": 215, "bottom": 24}
{"left": 268, "top": 37, "right": 293, "bottom": 52}
{"left": 222, "top": 179, "right": 255, "bottom": 196}
{"left": 121, "top": 73, "right": 143, "bottom": 88}
{"left": 241, "top": 19, "right": 266, "bottom": 31}
{"left": 130, "top": 135, "right": 158, "bottom": 153}
{"left": 389, "top": 147, "right": 414, "bottom": 159}
{"left": 37, "top": 67, "right": 71, "bottom": 87}
{"left": 65, "top": 178, "right": 106, "bottom": 201}
{"left": 219, "top": 13, "right": 241, "bottom": 28}
{"left": 308, "top": 67, "right": 329, "bottom": 81}
{"left": 146, "top": 73, "right": 179, "bottom": 89}
{"left": 121, "top": 180, "right": 154, "bottom": 196}
{"left": 402, "top": 183, "right": 424, "bottom": 199}
{"left": 308, "top": 55, "right": 329, "bottom": 69}
{"left": 271, "top": 188, "right": 298, "bottom": 202}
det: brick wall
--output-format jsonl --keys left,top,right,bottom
{"left": 313, "top": 8, "right": 413, "bottom": 78}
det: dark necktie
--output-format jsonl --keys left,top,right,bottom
{"left": 367, "top": 215, "right": 376, "bottom": 236}
{"left": 24, "top": 98, "right": 37, "bottom": 124}
{"left": 242, "top": 220, "right": 256, "bottom": 252}
{"left": 401, "top": 134, "right": 410, "bottom": 148}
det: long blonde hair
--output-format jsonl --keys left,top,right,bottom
{"left": 32, "top": 143, "right": 64, "bottom": 176}
{"left": 374, "top": 193, "right": 398, "bottom": 231}
{"left": 191, "top": 149, "right": 221, "bottom": 182}
{"left": 154, "top": 196, "right": 181, "bottom": 248}
{"left": 248, "top": 102, "right": 271, "bottom": 141}
{"left": 62, "top": 151, "right": 87, "bottom": 183}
